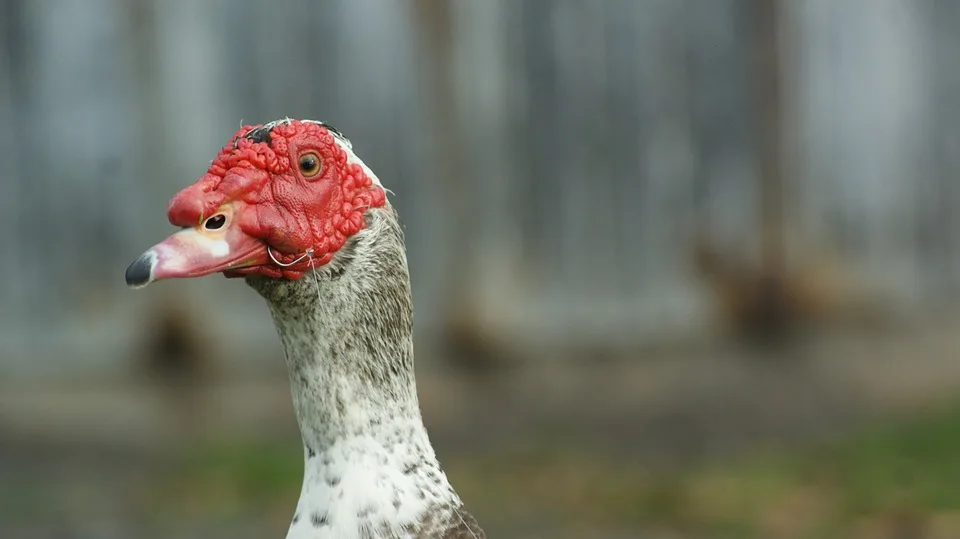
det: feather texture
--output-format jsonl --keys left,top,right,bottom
{"left": 249, "top": 206, "right": 484, "bottom": 539}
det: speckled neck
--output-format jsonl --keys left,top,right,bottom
{"left": 251, "top": 207, "right": 422, "bottom": 450}
{"left": 247, "top": 206, "right": 481, "bottom": 539}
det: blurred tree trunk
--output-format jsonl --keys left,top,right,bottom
{"left": 752, "top": 0, "right": 792, "bottom": 340}
{"left": 122, "top": 0, "right": 171, "bottom": 213}
{"left": 756, "top": 0, "right": 786, "bottom": 279}
{"left": 0, "top": 0, "right": 25, "bottom": 322}
{"left": 413, "top": 0, "right": 493, "bottom": 370}
{"left": 926, "top": 1, "right": 960, "bottom": 306}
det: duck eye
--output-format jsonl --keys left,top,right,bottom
{"left": 298, "top": 152, "right": 321, "bottom": 178}
{"left": 204, "top": 214, "right": 226, "bottom": 230}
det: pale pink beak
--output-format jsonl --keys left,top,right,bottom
{"left": 125, "top": 220, "right": 267, "bottom": 289}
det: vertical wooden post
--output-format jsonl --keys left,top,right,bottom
{"left": 412, "top": 0, "right": 482, "bottom": 367}
{"left": 756, "top": 0, "right": 786, "bottom": 279}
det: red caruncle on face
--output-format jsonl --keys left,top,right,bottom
{"left": 164, "top": 120, "right": 386, "bottom": 280}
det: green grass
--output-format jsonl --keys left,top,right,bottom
{"left": 149, "top": 439, "right": 303, "bottom": 523}
{"left": 153, "top": 404, "right": 960, "bottom": 538}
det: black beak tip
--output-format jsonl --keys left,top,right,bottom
{"left": 125, "top": 252, "right": 154, "bottom": 289}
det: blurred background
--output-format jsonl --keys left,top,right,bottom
{"left": 3, "top": 0, "right": 960, "bottom": 537}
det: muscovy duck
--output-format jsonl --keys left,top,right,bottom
{"left": 125, "top": 119, "right": 485, "bottom": 539}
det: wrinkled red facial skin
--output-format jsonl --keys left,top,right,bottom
{"left": 166, "top": 121, "right": 386, "bottom": 280}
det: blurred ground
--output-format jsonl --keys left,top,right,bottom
{"left": 3, "top": 316, "right": 960, "bottom": 539}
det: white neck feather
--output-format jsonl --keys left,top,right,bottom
{"left": 250, "top": 210, "right": 463, "bottom": 539}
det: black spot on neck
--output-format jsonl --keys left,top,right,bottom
{"left": 311, "top": 511, "right": 330, "bottom": 527}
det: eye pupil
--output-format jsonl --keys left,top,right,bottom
{"left": 299, "top": 154, "right": 320, "bottom": 176}
{"left": 204, "top": 214, "right": 226, "bottom": 230}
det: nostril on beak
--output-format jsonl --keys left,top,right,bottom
{"left": 125, "top": 251, "right": 156, "bottom": 289}
{"left": 204, "top": 214, "right": 227, "bottom": 230}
